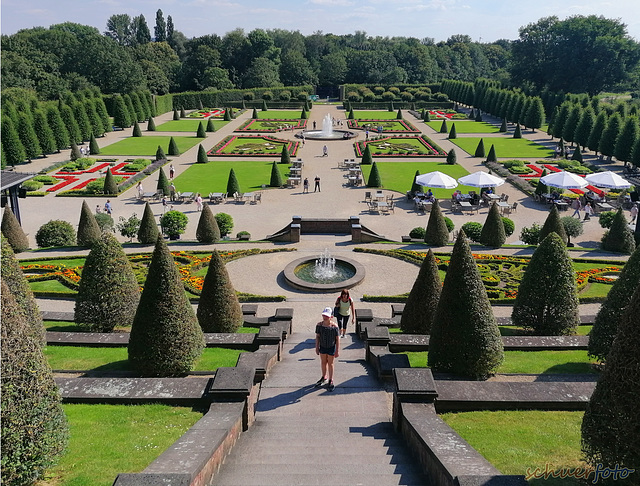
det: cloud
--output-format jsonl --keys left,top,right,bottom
{"left": 309, "top": 0, "right": 355, "bottom": 6}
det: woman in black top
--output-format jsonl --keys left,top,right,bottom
{"left": 315, "top": 307, "right": 340, "bottom": 391}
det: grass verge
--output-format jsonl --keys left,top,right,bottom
{"left": 450, "top": 137, "right": 554, "bottom": 158}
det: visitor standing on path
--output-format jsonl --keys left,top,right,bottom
{"left": 104, "top": 200, "right": 112, "bottom": 215}
{"left": 322, "top": 145, "right": 328, "bottom": 157}
{"left": 583, "top": 202, "right": 593, "bottom": 221}
{"left": 303, "top": 178, "right": 309, "bottom": 193}
{"left": 630, "top": 203, "right": 639, "bottom": 223}
{"left": 571, "top": 198, "right": 581, "bottom": 218}
{"left": 315, "top": 307, "right": 340, "bottom": 392}
{"left": 136, "top": 181, "right": 144, "bottom": 199}
{"left": 169, "top": 182, "right": 176, "bottom": 202}
{"left": 195, "top": 193, "right": 203, "bottom": 211}
{"left": 169, "top": 164, "right": 175, "bottom": 179}
{"left": 334, "top": 289, "right": 355, "bottom": 338}
{"left": 314, "top": 175, "right": 321, "bottom": 192}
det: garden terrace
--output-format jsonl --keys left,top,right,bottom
{"left": 208, "top": 135, "right": 300, "bottom": 157}
{"left": 236, "top": 118, "right": 307, "bottom": 132}
{"left": 425, "top": 120, "right": 501, "bottom": 134}
{"left": 155, "top": 119, "right": 228, "bottom": 131}
{"left": 99, "top": 136, "right": 203, "bottom": 156}
{"left": 354, "top": 136, "right": 446, "bottom": 157}
{"left": 450, "top": 137, "right": 554, "bottom": 158}
{"left": 347, "top": 119, "right": 420, "bottom": 133}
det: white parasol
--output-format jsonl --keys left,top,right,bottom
{"left": 415, "top": 171, "right": 458, "bottom": 189}
{"left": 539, "top": 171, "right": 588, "bottom": 190}
{"left": 457, "top": 171, "right": 505, "bottom": 188}
{"left": 585, "top": 171, "right": 631, "bottom": 189}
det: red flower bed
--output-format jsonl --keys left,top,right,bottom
{"left": 525, "top": 164, "right": 543, "bottom": 178}
{"left": 47, "top": 176, "right": 78, "bottom": 192}
{"left": 69, "top": 178, "right": 97, "bottom": 191}
{"left": 110, "top": 163, "right": 137, "bottom": 176}
{"left": 86, "top": 163, "right": 111, "bottom": 173}
{"left": 543, "top": 164, "right": 561, "bottom": 173}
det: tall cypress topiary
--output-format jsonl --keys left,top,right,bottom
{"left": 581, "top": 281, "right": 640, "bottom": 473}
{"left": 361, "top": 144, "right": 373, "bottom": 165}
{"left": 513, "top": 123, "right": 522, "bottom": 139}
{"left": 439, "top": 119, "right": 448, "bottom": 133}
{"left": 71, "top": 102, "right": 92, "bottom": 141}
{"left": 70, "top": 142, "right": 82, "bottom": 161}
{"left": 75, "top": 233, "right": 140, "bottom": 332}
{"left": 411, "top": 170, "right": 421, "bottom": 194}
{"left": 224, "top": 108, "right": 232, "bottom": 121}
{"left": 132, "top": 121, "right": 142, "bottom": 137}
{"left": 197, "top": 144, "right": 208, "bottom": 163}
{"left": 196, "top": 121, "right": 206, "bottom": 138}
{"left": 60, "top": 103, "right": 82, "bottom": 144}
{"left": 400, "top": 249, "right": 442, "bottom": 334}
{"left": 2, "top": 207, "right": 30, "bottom": 253}
{"left": 396, "top": 108, "right": 403, "bottom": 120}
{"left": 156, "top": 145, "right": 166, "bottom": 161}
{"left": 539, "top": 205, "right": 568, "bottom": 244}
{"left": 479, "top": 202, "right": 506, "bottom": 247}
{"left": 206, "top": 118, "right": 216, "bottom": 132}
{"left": 89, "top": 133, "right": 100, "bottom": 154}
{"left": 46, "top": 106, "right": 70, "bottom": 152}
{"left": 226, "top": 168, "right": 241, "bottom": 195}
{"left": 197, "top": 250, "right": 243, "bottom": 333}
{"left": 1, "top": 117, "right": 26, "bottom": 166}
{"left": 112, "top": 95, "right": 131, "bottom": 129}
{"left": 103, "top": 168, "right": 118, "bottom": 195}
{"left": 270, "top": 161, "right": 283, "bottom": 187}
{"left": 33, "top": 109, "right": 56, "bottom": 155}
{"left": 262, "top": 100, "right": 268, "bottom": 111}
{"left": 448, "top": 123, "right": 457, "bottom": 139}
{"left": 424, "top": 200, "right": 449, "bottom": 246}
{"left": 17, "top": 112, "right": 41, "bottom": 160}
{"left": 446, "top": 148, "right": 457, "bottom": 165}
{"left": 367, "top": 161, "right": 382, "bottom": 187}
{"left": 168, "top": 136, "right": 180, "bottom": 156}
{"left": 512, "top": 233, "right": 579, "bottom": 335}
{"left": 348, "top": 108, "right": 354, "bottom": 119}
{"left": 602, "top": 209, "right": 636, "bottom": 254}
{"left": 173, "top": 108, "right": 179, "bottom": 120}
{"left": 280, "top": 144, "right": 291, "bottom": 165}
{"left": 137, "top": 202, "right": 160, "bottom": 244}
{"left": 77, "top": 200, "right": 102, "bottom": 247}
{"left": 428, "top": 231, "right": 504, "bottom": 379}
{"left": 486, "top": 144, "right": 497, "bottom": 162}
{"left": 252, "top": 108, "right": 258, "bottom": 119}
{"left": 147, "top": 117, "right": 156, "bottom": 131}
{"left": 129, "top": 236, "right": 204, "bottom": 376}
{"left": 1, "top": 280, "right": 68, "bottom": 486}
{"left": 157, "top": 167, "right": 170, "bottom": 195}
{"left": 196, "top": 205, "right": 220, "bottom": 243}
{"left": 589, "top": 245, "right": 640, "bottom": 362}
{"left": 499, "top": 118, "right": 508, "bottom": 133}
{"left": 1, "top": 236, "right": 44, "bottom": 346}
{"left": 180, "top": 107, "right": 186, "bottom": 118}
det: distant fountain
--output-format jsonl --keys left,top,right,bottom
{"left": 320, "top": 114, "right": 334, "bottom": 138}
{"left": 313, "top": 248, "right": 337, "bottom": 280}
{"left": 297, "top": 112, "right": 356, "bottom": 141}
{"left": 283, "top": 249, "right": 365, "bottom": 292}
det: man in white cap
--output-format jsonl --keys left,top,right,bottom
{"left": 315, "top": 307, "right": 340, "bottom": 391}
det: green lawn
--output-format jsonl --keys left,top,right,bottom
{"left": 155, "top": 120, "right": 228, "bottom": 132}
{"left": 213, "top": 136, "right": 293, "bottom": 156}
{"left": 99, "top": 136, "right": 203, "bottom": 156}
{"left": 401, "top": 350, "right": 597, "bottom": 374}
{"left": 426, "top": 120, "right": 501, "bottom": 134}
{"left": 441, "top": 410, "right": 587, "bottom": 485}
{"left": 499, "top": 325, "right": 592, "bottom": 336}
{"left": 360, "top": 162, "right": 472, "bottom": 198}
{"left": 174, "top": 160, "right": 288, "bottom": 193}
{"left": 45, "top": 346, "right": 245, "bottom": 372}
{"left": 351, "top": 120, "right": 418, "bottom": 132}
{"left": 45, "top": 404, "right": 202, "bottom": 486}
{"left": 451, "top": 137, "right": 554, "bottom": 158}
{"left": 358, "top": 136, "right": 445, "bottom": 157}
{"left": 353, "top": 110, "right": 404, "bottom": 120}
{"left": 258, "top": 110, "right": 302, "bottom": 119}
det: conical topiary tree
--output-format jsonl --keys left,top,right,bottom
{"left": 479, "top": 202, "right": 506, "bottom": 247}
{"left": 173, "top": 108, "right": 179, "bottom": 120}
{"left": 156, "top": 145, "right": 166, "bottom": 161}
{"left": 180, "top": 107, "right": 186, "bottom": 118}
{"left": 147, "top": 117, "right": 156, "bottom": 131}
{"left": 424, "top": 200, "right": 449, "bottom": 246}
{"left": 196, "top": 205, "right": 220, "bottom": 244}
{"left": 411, "top": 170, "right": 421, "bottom": 194}
{"left": 156, "top": 167, "right": 170, "bottom": 195}
{"left": 513, "top": 123, "right": 522, "bottom": 139}
{"left": 448, "top": 123, "right": 457, "bottom": 139}
{"left": 206, "top": 118, "right": 216, "bottom": 132}
{"left": 1, "top": 235, "right": 44, "bottom": 346}
{"left": 512, "top": 233, "right": 579, "bottom": 335}
{"left": 197, "top": 250, "right": 244, "bottom": 333}
{"left": 428, "top": 231, "right": 504, "bottom": 379}
{"left": 168, "top": 136, "right": 180, "bottom": 156}
{"left": 475, "top": 110, "right": 483, "bottom": 122}
{"left": 2, "top": 207, "right": 29, "bottom": 253}
{"left": 474, "top": 138, "right": 486, "bottom": 157}
{"left": 196, "top": 121, "right": 206, "bottom": 138}
{"left": 1, "top": 280, "right": 68, "bottom": 486}
{"left": 423, "top": 110, "right": 431, "bottom": 122}
{"left": 74, "top": 233, "right": 140, "bottom": 332}
{"left": 128, "top": 236, "right": 205, "bottom": 376}
{"left": 535, "top": 169, "right": 550, "bottom": 196}
{"left": 446, "top": 148, "right": 457, "bottom": 165}
{"left": 280, "top": 144, "right": 291, "bottom": 165}
{"left": 486, "top": 144, "right": 497, "bottom": 162}
{"left": 70, "top": 142, "right": 82, "bottom": 161}
{"left": 103, "top": 168, "right": 118, "bottom": 195}
{"left": 89, "top": 133, "right": 100, "bottom": 155}
{"left": 361, "top": 144, "right": 373, "bottom": 165}
{"left": 581, "top": 281, "right": 640, "bottom": 473}
{"left": 499, "top": 118, "right": 508, "bottom": 133}
{"left": 601, "top": 209, "right": 636, "bottom": 254}
{"left": 400, "top": 249, "right": 442, "bottom": 334}
{"left": 252, "top": 108, "right": 258, "bottom": 119}
{"left": 396, "top": 108, "right": 403, "bottom": 120}
{"left": 348, "top": 108, "right": 355, "bottom": 119}
{"left": 261, "top": 100, "right": 268, "bottom": 112}
{"left": 137, "top": 202, "right": 159, "bottom": 244}
{"left": 439, "top": 119, "right": 448, "bottom": 133}
{"left": 197, "top": 144, "right": 208, "bottom": 163}
{"left": 113, "top": 95, "right": 131, "bottom": 128}
{"left": 226, "top": 168, "right": 241, "bottom": 195}
{"left": 270, "top": 161, "right": 283, "bottom": 187}
{"left": 388, "top": 101, "right": 394, "bottom": 112}
{"left": 589, "top": 245, "right": 640, "bottom": 362}
{"left": 77, "top": 200, "right": 102, "bottom": 247}
{"left": 539, "top": 205, "right": 568, "bottom": 244}
{"left": 367, "top": 161, "right": 382, "bottom": 188}
{"left": 132, "top": 121, "right": 142, "bottom": 137}
{"left": 300, "top": 108, "right": 307, "bottom": 119}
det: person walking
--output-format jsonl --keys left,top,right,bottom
{"left": 583, "top": 202, "right": 593, "bottom": 221}
{"left": 169, "top": 164, "right": 175, "bottom": 179}
{"left": 314, "top": 175, "right": 321, "bottom": 192}
{"left": 136, "top": 181, "right": 144, "bottom": 199}
{"left": 169, "top": 182, "right": 176, "bottom": 202}
{"left": 303, "top": 177, "right": 309, "bottom": 194}
{"left": 630, "top": 202, "right": 639, "bottom": 224}
{"left": 571, "top": 198, "right": 581, "bottom": 218}
{"left": 195, "top": 193, "right": 203, "bottom": 211}
{"left": 322, "top": 145, "right": 328, "bottom": 157}
{"left": 334, "top": 289, "right": 355, "bottom": 338}
{"left": 315, "top": 307, "right": 340, "bottom": 392}
{"left": 104, "top": 200, "right": 112, "bottom": 215}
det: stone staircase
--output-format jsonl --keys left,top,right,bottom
{"left": 210, "top": 334, "right": 429, "bottom": 486}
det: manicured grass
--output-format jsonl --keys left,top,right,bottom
{"left": 44, "top": 320, "right": 258, "bottom": 334}
{"left": 238, "top": 119, "right": 303, "bottom": 131}
{"left": 258, "top": 110, "right": 302, "bottom": 119}
{"left": 358, "top": 136, "right": 445, "bottom": 157}
{"left": 499, "top": 325, "right": 592, "bottom": 336}
{"left": 401, "top": 350, "right": 597, "bottom": 374}
{"left": 441, "top": 410, "right": 587, "bottom": 484}
{"left": 30, "top": 279, "right": 72, "bottom": 293}
{"left": 425, "top": 120, "right": 501, "bottom": 134}
{"left": 351, "top": 120, "right": 418, "bottom": 132}
{"left": 173, "top": 160, "right": 288, "bottom": 193}
{"left": 23, "top": 257, "right": 87, "bottom": 268}
{"left": 353, "top": 110, "right": 403, "bottom": 120}
{"left": 45, "top": 346, "right": 245, "bottom": 372}
{"left": 99, "top": 136, "right": 203, "bottom": 156}
{"left": 360, "top": 162, "right": 473, "bottom": 198}
{"left": 155, "top": 120, "right": 228, "bottom": 132}
{"left": 450, "top": 137, "right": 554, "bottom": 158}
{"left": 44, "top": 403, "right": 202, "bottom": 486}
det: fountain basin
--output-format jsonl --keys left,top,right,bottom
{"left": 297, "top": 130, "right": 357, "bottom": 140}
{"left": 283, "top": 256, "right": 365, "bottom": 292}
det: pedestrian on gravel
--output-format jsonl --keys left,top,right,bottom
{"left": 314, "top": 175, "right": 321, "bottom": 192}
{"left": 630, "top": 203, "right": 638, "bottom": 224}
{"left": 583, "top": 202, "right": 593, "bottom": 221}
{"left": 334, "top": 289, "right": 355, "bottom": 338}
{"left": 571, "top": 198, "right": 581, "bottom": 218}
{"left": 303, "top": 177, "right": 309, "bottom": 193}
{"left": 322, "top": 145, "right": 328, "bottom": 157}
{"left": 315, "top": 307, "right": 340, "bottom": 392}
{"left": 169, "top": 164, "right": 175, "bottom": 179}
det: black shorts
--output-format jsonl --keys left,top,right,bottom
{"left": 319, "top": 346, "right": 336, "bottom": 356}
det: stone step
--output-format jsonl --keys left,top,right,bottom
{"left": 223, "top": 451, "right": 417, "bottom": 465}
{"left": 225, "top": 437, "right": 406, "bottom": 455}
{"left": 211, "top": 471, "right": 427, "bottom": 486}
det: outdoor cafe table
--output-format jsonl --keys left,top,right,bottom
{"left": 142, "top": 191, "right": 157, "bottom": 200}
{"left": 497, "top": 201, "right": 511, "bottom": 214}
{"left": 554, "top": 200, "right": 569, "bottom": 211}
{"left": 180, "top": 192, "right": 194, "bottom": 201}
{"left": 596, "top": 202, "right": 615, "bottom": 213}
{"left": 486, "top": 194, "right": 501, "bottom": 201}
{"left": 289, "top": 167, "right": 302, "bottom": 174}
{"left": 210, "top": 193, "right": 225, "bottom": 203}
{"left": 375, "top": 201, "right": 389, "bottom": 212}
{"left": 243, "top": 192, "right": 254, "bottom": 202}
{"left": 375, "top": 192, "right": 385, "bottom": 201}
{"left": 460, "top": 201, "right": 478, "bottom": 213}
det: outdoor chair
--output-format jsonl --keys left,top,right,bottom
{"left": 387, "top": 200, "right": 395, "bottom": 213}
{"left": 503, "top": 194, "right": 509, "bottom": 202}
{"left": 365, "top": 191, "right": 372, "bottom": 202}
{"left": 511, "top": 202, "right": 518, "bottom": 212}
{"left": 253, "top": 192, "right": 262, "bottom": 204}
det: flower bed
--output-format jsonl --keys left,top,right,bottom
{"left": 354, "top": 136, "right": 446, "bottom": 158}
{"left": 347, "top": 119, "right": 420, "bottom": 133}
{"left": 236, "top": 119, "right": 307, "bottom": 133}
{"left": 187, "top": 109, "right": 225, "bottom": 118}
{"left": 207, "top": 135, "right": 299, "bottom": 157}
{"left": 47, "top": 176, "right": 79, "bottom": 192}
{"left": 428, "top": 110, "right": 467, "bottom": 120}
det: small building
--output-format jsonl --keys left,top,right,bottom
{"left": 1, "top": 170, "right": 37, "bottom": 225}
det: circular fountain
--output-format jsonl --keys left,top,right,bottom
{"left": 297, "top": 113, "right": 356, "bottom": 140}
{"left": 283, "top": 249, "right": 365, "bottom": 292}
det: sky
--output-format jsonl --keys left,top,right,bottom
{"left": 2, "top": 0, "right": 640, "bottom": 43}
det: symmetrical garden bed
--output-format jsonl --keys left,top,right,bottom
{"left": 355, "top": 136, "right": 446, "bottom": 157}
{"left": 236, "top": 118, "right": 306, "bottom": 132}
{"left": 347, "top": 119, "right": 420, "bottom": 133}
{"left": 208, "top": 135, "right": 299, "bottom": 156}
{"left": 450, "top": 137, "right": 554, "bottom": 158}
{"left": 425, "top": 120, "right": 501, "bottom": 133}
{"left": 187, "top": 109, "right": 226, "bottom": 118}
